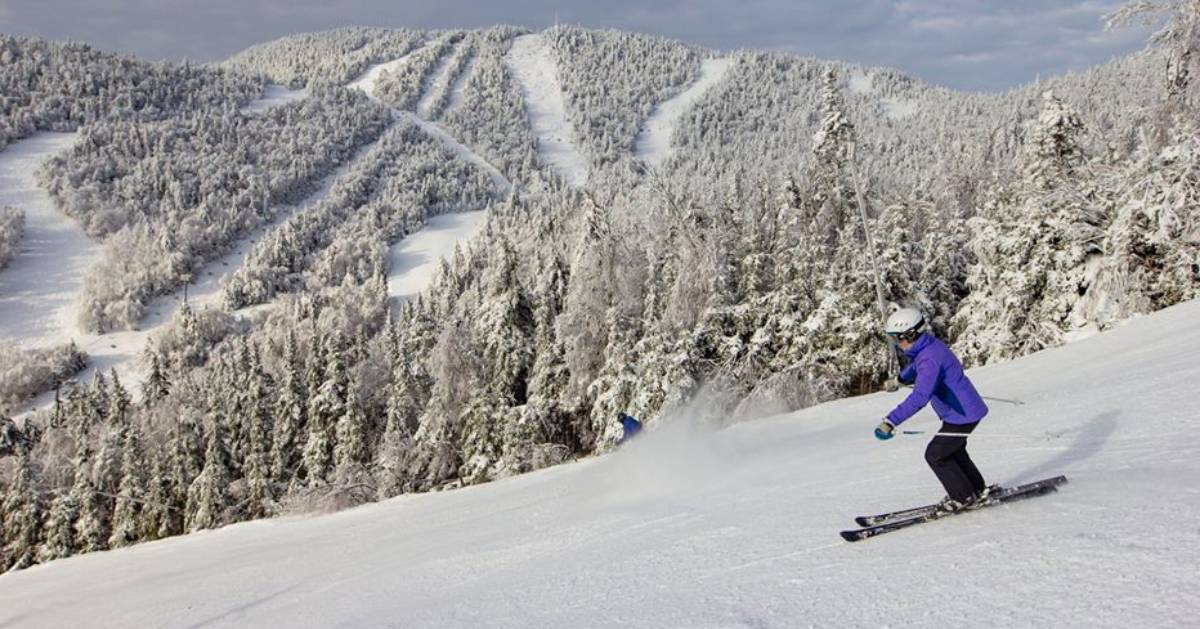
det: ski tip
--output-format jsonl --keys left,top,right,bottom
{"left": 854, "top": 516, "right": 871, "bottom": 527}
{"left": 839, "top": 530, "right": 864, "bottom": 543}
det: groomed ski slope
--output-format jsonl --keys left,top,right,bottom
{"left": 3, "top": 299, "right": 1199, "bottom": 627}
{"left": 635, "top": 57, "right": 734, "bottom": 167}
{"left": 0, "top": 132, "right": 94, "bottom": 347}
{"left": 386, "top": 210, "right": 486, "bottom": 307}
{"left": 505, "top": 33, "right": 589, "bottom": 187}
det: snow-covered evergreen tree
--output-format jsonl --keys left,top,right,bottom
{"left": 2, "top": 450, "right": 44, "bottom": 571}
{"left": 109, "top": 428, "right": 147, "bottom": 548}
{"left": 186, "top": 418, "right": 230, "bottom": 532}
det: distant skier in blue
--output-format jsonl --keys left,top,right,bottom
{"left": 617, "top": 412, "right": 642, "bottom": 445}
{"left": 874, "top": 307, "right": 994, "bottom": 512}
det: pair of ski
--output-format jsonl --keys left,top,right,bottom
{"left": 840, "top": 475, "right": 1068, "bottom": 542}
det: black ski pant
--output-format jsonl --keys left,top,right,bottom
{"left": 925, "top": 421, "right": 986, "bottom": 502}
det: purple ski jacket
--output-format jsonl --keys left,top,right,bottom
{"left": 886, "top": 332, "right": 988, "bottom": 426}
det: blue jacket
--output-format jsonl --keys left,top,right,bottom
{"left": 887, "top": 333, "right": 988, "bottom": 426}
{"left": 618, "top": 416, "right": 643, "bottom": 443}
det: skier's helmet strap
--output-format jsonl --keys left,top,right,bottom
{"left": 884, "top": 307, "right": 925, "bottom": 339}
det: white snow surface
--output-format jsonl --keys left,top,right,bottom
{"left": 5, "top": 297, "right": 1200, "bottom": 627}
{"left": 416, "top": 39, "right": 465, "bottom": 119}
{"left": 386, "top": 210, "right": 486, "bottom": 307}
{"left": 346, "top": 48, "right": 424, "bottom": 96}
{"left": 505, "top": 34, "right": 589, "bottom": 186}
{"left": 240, "top": 84, "right": 308, "bottom": 114}
{"left": 445, "top": 50, "right": 478, "bottom": 113}
{"left": 635, "top": 57, "right": 733, "bottom": 168}
{"left": 0, "top": 132, "right": 95, "bottom": 348}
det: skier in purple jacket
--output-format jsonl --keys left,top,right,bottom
{"left": 874, "top": 308, "right": 994, "bottom": 512}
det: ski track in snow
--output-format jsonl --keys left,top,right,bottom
{"left": 445, "top": 50, "right": 478, "bottom": 114}
{"left": 239, "top": 84, "right": 307, "bottom": 114}
{"left": 0, "top": 132, "right": 96, "bottom": 347}
{"left": 397, "top": 110, "right": 513, "bottom": 195}
{"left": 345, "top": 44, "right": 429, "bottom": 96}
{"left": 505, "top": 33, "right": 589, "bottom": 187}
{"left": 634, "top": 57, "right": 733, "bottom": 168}
{"left": 3, "top": 298, "right": 1199, "bottom": 627}
{"left": 386, "top": 210, "right": 486, "bottom": 308}
{"left": 416, "top": 39, "right": 465, "bottom": 119}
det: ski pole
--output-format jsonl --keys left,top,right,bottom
{"left": 901, "top": 430, "right": 969, "bottom": 437}
{"left": 894, "top": 384, "right": 1023, "bottom": 406}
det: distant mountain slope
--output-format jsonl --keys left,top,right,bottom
{"left": 0, "top": 35, "right": 262, "bottom": 150}
{"left": 220, "top": 27, "right": 427, "bottom": 88}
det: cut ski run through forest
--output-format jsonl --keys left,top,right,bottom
{"left": 505, "top": 33, "right": 589, "bottom": 187}
{"left": 3, "top": 295, "right": 1197, "bottom": 628}
{"left": 0, "top": 46, "right": 514, "bottom": 412}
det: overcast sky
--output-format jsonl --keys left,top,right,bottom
{"left": 0, "top": 0, "right": 1156, "bottom": 91}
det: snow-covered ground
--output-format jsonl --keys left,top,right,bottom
{"left": 4, "top": 296, "right": 1198, "bottom": 627}
{"left": 346, "top": 45, "right": 427, "bottom": 95}
{"left": 505, "top": 33, "right": 589, "bottom": 187}
{"left": 386, "top": 210, "right": 486, "bottom": 307}
{"left": 0, "top": 132, "right": 95, "bottom": 348}
{"left": 634, "top": 57, "right": 734, "bottom": 167}
{"left": 416, "top": 39, "right": 465, "bottom": 119}
{"left": 240, "top": 84, "right": 307, "bottom": 114}
{"left": 445, "top": 50, "right": 477, "bottom": 113}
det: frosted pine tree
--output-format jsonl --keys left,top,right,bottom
{"left": 271, "top": 330, "right": 307, "bottom": 484}
{"left": 140, "top": 453, "right": 173, "bottom": 541}
{"left": 459, "top": 239, "right": 535, "bottom": 480}
{"left": 954, "top": 92, "right": 1103, "bottom": 365}
{"left": 333, "top": 371, "right": 369, "bottom": 477}
{"left": 186, "top": 418, "right": 230, "bottom": 532}
{"left": 303, "top": 333, "right": 347, "bottom": 486}
{"left": 73, "top": 454, "right": 109, "bottom": 554}
{"left": 109, "top": 428, "right": 147, "bottom": 548}
{"left": 2, "top": 450, "right": 44, "bottom": 571}
{"left": 808, "top": 68, "right": 858, "bottom": 247}
{"left": 39, "top": 482, "right": 78, "bottom": 563}
{"left": 143, "top": 348, "right": 171, "bottom": 406}
{"left": 107, "top": 370, "right": 131, "bottom": 427}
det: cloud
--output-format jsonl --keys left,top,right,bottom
{"left": 0, "top": 0, "right": 1157, "bottom": 91}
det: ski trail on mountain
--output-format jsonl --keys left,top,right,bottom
{"left": 445, "top": 50, "right": 478, "bottom": 114}
{"left": 416, "top": 39, "right": 466, "bottom": 119}
{"left": 396, "top": 110, "right": 512, "bottom": 195}
{"left": 634, "top": 57, "right": 734, "bottom": 168}
{"left": 349, "top": 50, "right": 513, "bottom": 195}
{"left": 505, "top": 33, "right": 589, "bottom": 187}
{"left": 0, "top": 132, "right": 95, "bottom": 347}
{"left": 386, "top": 210, "right": 486, "bottom": 309}
{"left": 346, "top": 43, "right": 429, "bottom": 95}
{"left": 9, "top": 133, "right": 387, "bottom": 414}
{"left": 240, "top": 84, "right": 308, "bottom": 114}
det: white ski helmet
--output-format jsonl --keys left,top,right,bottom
{"left": 884, "top": 307, "right": 925, "bottom": 337}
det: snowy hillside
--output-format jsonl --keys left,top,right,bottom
{"left": 2, "top": 297, "right": 1197, "bottom": 628}
{"left": 1, "top": 13, "right": 1196, "bottom": 592}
